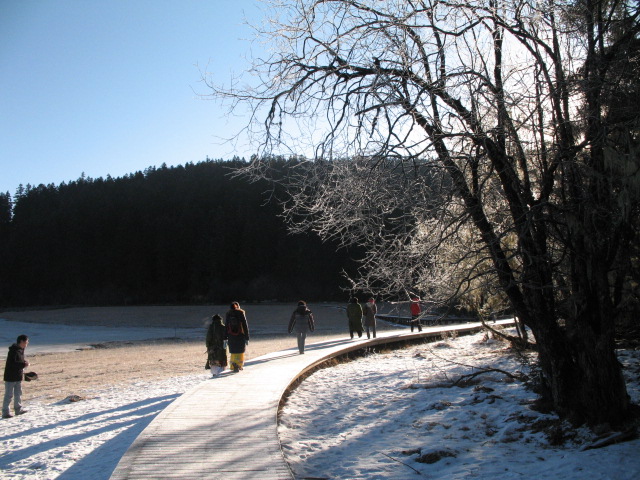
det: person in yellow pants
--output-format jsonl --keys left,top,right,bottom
{"left": 225, "top": 302, "right": 250, "bottom": 372}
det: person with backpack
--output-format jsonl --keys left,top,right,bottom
{"left": 205, "top": 314, "right": 228, "bottom": 377}
{"left": 225, "top": 302, "right": 250, "bottom": 372}
{"left": 346, "top": 297, "right": 364, "bottom": 339}
{"left": 288, "top": 300, "right": 315, "bottom": 354}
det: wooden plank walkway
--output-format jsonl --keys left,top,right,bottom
{"left": 110, "top": 320, "right": 512, "bottom": 479}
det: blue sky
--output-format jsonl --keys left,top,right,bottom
{"left": 1, "top": 0, "right": 265, "bottom": 195}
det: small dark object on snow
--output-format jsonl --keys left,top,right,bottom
{"left": 401, "top": 448, "right": 421, "bottom": 455}
{"left": 66, "top": 395, "right": 86, "bottom": 403}
{"left": 24, "top": 371, "right": 38, "bottom": 381}
{"left": 416, "top": 449, "right": 457, "bottom": 464}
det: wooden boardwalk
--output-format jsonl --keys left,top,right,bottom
{"left": 110, "top": 320, "right": 510, "bottom": 479}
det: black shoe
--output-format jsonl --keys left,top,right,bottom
{"left": 2, "top": 413, "right": 13, "bottom": 419}
{"left": 16, "top": 409, "right": 27, "bottom": 416}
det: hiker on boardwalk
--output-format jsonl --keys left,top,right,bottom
{"left": 3, "top": 334, "right": 30, "bottom": 419}
{"left": 225, "top": 302, "right": 250, "bottom": 372}
{"left": 288, "top": 300, "right": 315, "bottom": 354}
{"left": 363, "top": 297, "right": 378, "bottom": 339}
{"left": 346, "top": 297, "right": 364, "bottom": 339}
{"left": 205, "top": 314, "right": 228, "bottom": 376}
{"left": 410, "top": 296, "right": 423, "bottom": 332}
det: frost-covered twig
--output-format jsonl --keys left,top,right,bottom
{"left": 422, "top": 344, "right": 528, "bottom": 386}
{"left": 581, "top": 428, "right": 638, "bottom": 451}
{"left": 481, "top": 320, "right": 536, "bottom": 350}
{"left": 377, "top": 451, "right": 426, "bottom": 476}
{"left": 451, "top": 367, "right": 525, "bottom": 387}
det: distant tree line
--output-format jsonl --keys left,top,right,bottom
{"left": 0, "top": 158, "right": 361, "bottom": 307}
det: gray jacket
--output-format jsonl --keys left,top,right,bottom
{"left": 363, "top": 302, "right": 377, "bottom": 326}
{"left": 288, "top": 306, "right": 315, "bottom": 333}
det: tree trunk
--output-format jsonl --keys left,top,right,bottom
{"left": 532, "top": 308, "right": 630, "bottom": 426}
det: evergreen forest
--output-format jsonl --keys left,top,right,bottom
{"left": 0, "top": 159, "right": 360, "bottom": 307}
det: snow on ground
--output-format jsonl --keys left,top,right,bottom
{"left": 0, "top": 373, "right": 209, "bottom": 479}
{"left": 0, "top": 329, "right": 638, "bottom": 480}
{"left": 279, "top": 331, "right": 640, "bottom": 480}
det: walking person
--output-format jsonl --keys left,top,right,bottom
{"left": 3, "top": 334, "right": 30, "bottom": 419}
{"left": 206, "top": 314, "right": 228, "bottom": 377}
{"left": 410, "top": 296, "right": 423, "bottom": 332}
{"left": 288, "top": 301, "right": 315, "bottom": 354}
{"left": 363, "top": 297, "right": 378, "bottom": 339}
{"left": 225, "top": 302, "right": 250, "bottom": 372}
{"left": 347, "top": 297, "right": 364, "bottom": 339}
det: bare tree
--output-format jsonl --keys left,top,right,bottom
{"left": 208, "top": 0, "right": 640, "bottom": 425}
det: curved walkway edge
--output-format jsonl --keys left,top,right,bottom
{"left": 110, "top": 319, "right": 514, "bottom": 480}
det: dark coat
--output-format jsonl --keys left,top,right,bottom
{"left": 226, "top": 308, "right": 249, "bottom": 354}
{"left": 288, "top": 305, "right": 315, "bottom": 333}
{"left": 347, "top": 302, "right": 364, "bottom": 332}
{"left": 3, "top": 344, "right": 27, "bottom": 382}
{"left": 206, "top": 317, "right": 228, "bottom": 367}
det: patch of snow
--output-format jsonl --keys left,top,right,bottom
{"left": 0, "top": 373, "right": 207, "bottom": 479}
{"left": 279, "top": 331, "right": 640, "bottom": 480}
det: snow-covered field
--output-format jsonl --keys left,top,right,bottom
{"left": 279, "top": 332, "right": 640, "bottom": 480}
{"left": 1, "top": 330, "right": 638, "bottom": 479}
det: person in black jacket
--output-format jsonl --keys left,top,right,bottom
{"left": 206, "top": 314, "right": 228, "bottom": 377}
{"left": 3, "top": 334, "right": 30, "bottom": 419}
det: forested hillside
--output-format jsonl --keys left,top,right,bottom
{"left": 0, "top": 159, "right": 359, "bottom": 306}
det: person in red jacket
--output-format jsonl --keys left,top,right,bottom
{"left": 410, "top": 297, "right": 423, "bottom": 332}
{"left": 3, "top": 334, "right": 30, "bottom": 419}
